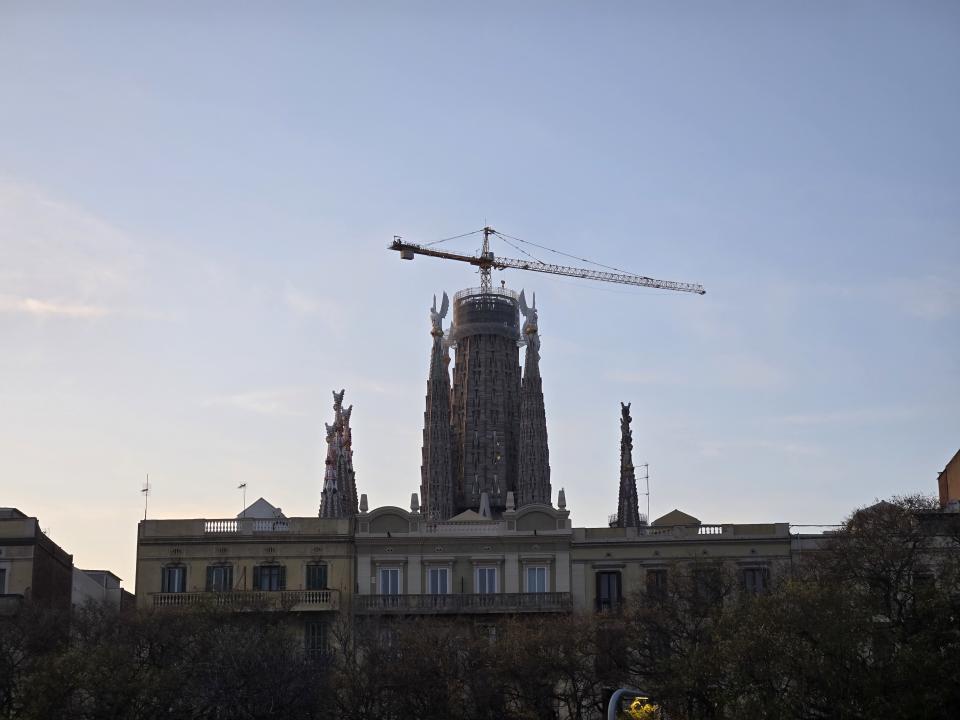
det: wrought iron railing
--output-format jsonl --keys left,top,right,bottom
{"left": 354, "top": 592, "right": 571, "bottom": 614}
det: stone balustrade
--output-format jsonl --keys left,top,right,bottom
{"left": 152, "top": 589, "right": 339, "bottom": 611}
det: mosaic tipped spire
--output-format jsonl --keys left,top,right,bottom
{"left": 615, "top": 402, "right": 642, "bottom": 528}
{"left": 420, "top": 292, "right": 454, "bottom": 520}
{"left": 319, "top": 389, "right": 360, "bottom": 518}
{"left": 517, "top": 290, "right": 551, "bottom": 506}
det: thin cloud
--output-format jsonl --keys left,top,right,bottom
{"left": 775, "top": 407, "right": 921, "bottom": 426}
{"left": 699, "top": 439, "right": 821, "bottom": 459}
{"left": 204, "top": 388, "right": 310, "bottom": 417}
{"left": 0, "top": 178, "right": 139, "bottom": 318}
{"left": 0, "top": 295, "right": 109, "bottom": 318}
{"left": 282, "top": 284, "right": 349, "bottom": 333}
{"left": 714, "top": 353, "right": 787, "bottom": 390}
{"left": 606, "top": 369, "right": 684, "bottom": 386}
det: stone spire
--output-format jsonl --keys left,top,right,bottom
{"left": 319, "top": 389, "right": 359, "bottom": 518}
{"left": 615, "top": 402, "right": 642, "bottom": 528}
{"left": 420, "top": 292, "right": 454, "bottom": 520}
{"left": 517, "top": 291, "right": 551, "bottom": 506}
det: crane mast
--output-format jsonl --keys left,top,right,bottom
{"left": 390, "top": 226, "right": 706, "bottom": 295}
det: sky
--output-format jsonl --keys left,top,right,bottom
{"left": 1, "top": 1, "right": 958, "bottom": 588}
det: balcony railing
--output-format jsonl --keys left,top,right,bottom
{"left": 203, "top": 518, "right": 291, "bottom": 534}
{"left": 421, "top": 521, "right": 504, "bottom": 535}
{"left": 354, "top": 592, "right": 572, "bottom": 614}
{"left": 152, "top": 589, "right": 339, "bottom": 611}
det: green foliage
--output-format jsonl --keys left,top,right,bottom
{"left": 621, "top": 494, "right": 960, "bottom": 720}
{"left": 1, "top": 495, "right": 956, "bottom": 719}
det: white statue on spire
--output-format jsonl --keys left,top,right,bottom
{"left": 430, "top": 291, "right": 450, "bottom": 337}
{"left": 518, "top": 289, "right": 540, "bottom": 356}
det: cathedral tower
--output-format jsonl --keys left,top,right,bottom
{"left": 319, "top": 389, "right": 359, "bottom": 518}
{"left": 516, "top": 291, "right": 551, "bottom": 506}
{"left": 420, "top": 293, "right": 454, "bottom": 520}
{"left": 614, "top": 402, "right": 642, "bottom": 528}
{"left": 449, "top": 286, "right": 523, "bottom": 513}
{"left": 420, "top": 285, "right": 552, "bottom": 518}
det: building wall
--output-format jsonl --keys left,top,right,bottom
{"left": 72, "top": 569, "right": 124, "bottom": 610}
{"left": 571, "top": 523, "right": 793, "bottom": 611}
{"left": 355, "top": 505, "right": 573, "bottom": 604}
{"left": 938, "top": 448, "right": 960, "bottom": 507}
{"left": 135, "top": 516, "right": 354, "bottom": 609}
{"left": 0, "top": 513, "right": 73, "bottom": 612}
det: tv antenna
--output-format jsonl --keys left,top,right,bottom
{"left": 638, "top": 463, "right": 650, "bottom": 524}
{"left": 141, "top": 474, "right": 150, "bottom": 521}
{"left": 238, "top": 483, "right": 247, "bottom": 517}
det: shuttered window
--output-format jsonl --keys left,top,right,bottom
{"left": 205, "top": 565, "right": 233, "bottom": 592}
{"left": 253, "top": 565, "right": 286, "bottom": 591}
{"left": 161, "top": 566, "right": 186, "bottom": 593}
{"left": 306, "top": 564, "right": 328, "bottom": 590}
{"left": 595, "top": 571, "right": 621, "bottom": 612}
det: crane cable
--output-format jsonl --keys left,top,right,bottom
{"left": 422, "top": 228, "right": 485, "bottom": 247}
{"left": 422, "top": 227, "right": 652, "bottom": 282}
{"left": 493, "top": 230, "right": 647, "bottom": 279}
{"left": 495, "top": 234, "right": 547, "bottom": 266}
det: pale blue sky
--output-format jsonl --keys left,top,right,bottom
{"left": 1, "top": 2, "right": 957, "bottom": 585}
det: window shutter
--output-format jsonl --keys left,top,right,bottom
{"left": 253, "top": 566, "right": 261, "bottom": 590}
{"left": 279, "top": 565, "right": 287, "bottom": 591}
{"left": 225, "top": 565, "right": 233, "bottom": 591}
{"left": 206, "top": 566, "right": 214, "bottom": 592}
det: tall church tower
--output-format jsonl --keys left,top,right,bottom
{"left": 517, "top": 291, "right": 551, "bottom": 506}
{"left": 614, "top": 402, "right": 642, "bottom": 528}
{"left": 319, "top": 389, "right": 359, "bottom": 518}
{"left": 449, "top": 287, "right": 523, "bottom": 513}
{"left": 420, "top": 293, "right": 454, "bottom": 520}
{"left": 420, "top": 285, "right": 550, "bottom": 518}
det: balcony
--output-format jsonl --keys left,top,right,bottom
{"left": 138, "top": 516, "right": 352, "bottom": 541}
{"left": 151, "top": 589, "right": 339, "bottom": 612}
{"left": 354, "top": 592, "right": 572, "bottom": 615}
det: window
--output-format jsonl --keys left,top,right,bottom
{"left": 161, "top": 565, "right": 186, "bottom": 593}
{"left": 253, "top": 565, "right": 286, "bottom": 591}
{"left": 475, "top": 566, "right": 498, "bottom": 594}
{"left": 526, "top": 566, "right": 547, "bottom": 593}
{"left": 305, "top": 621, "right": 328, "bottom": 656}
{"left": 306, "top": 564, "right": 328, "bottom": 590}
{"left": 206, "top": 565, "right": 233, "bottom": 592}
{"left": 694, "top": 567, "right": 724, "bottom": 609}
{"left": 427, "top": 567, "right": 449, "bottom": 594}
{"left": 378, "top": 567, "right": 401, "bottom": 595}
{"left": 0, "top": 568, "right": 6, "bottom": 594}
{"left": 646, "top": 569, "right": 668, "bottom": 600}
{"left": 742, "top": 568, "right": 769, "bottom": 595}
{"left": 596, "top": 571, "right": 622, "bottom": 612}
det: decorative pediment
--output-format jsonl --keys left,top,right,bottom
{"left": 651, "top": 509, "right": 701, "bottom": 527}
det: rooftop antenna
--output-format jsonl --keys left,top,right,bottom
{"left": 238, "top": 483, "right": 247, "bottom": 517}
{"left": 141, "top": 474, "right": 150, "bottom": 521}
{"left": 638, "top": 463, "right": 650, "bottom": 524}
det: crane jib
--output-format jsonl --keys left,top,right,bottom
{"left": 389, "top": 239, "right": 705, "bottom": 295}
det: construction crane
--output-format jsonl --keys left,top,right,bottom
{"left": 389, "top": 226, "right": 706, "bottom": 295}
